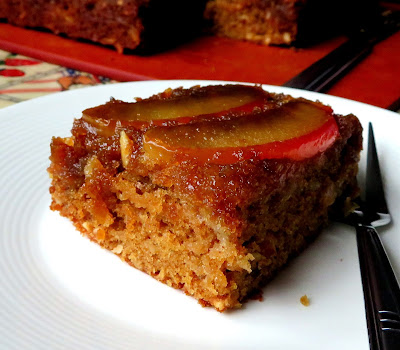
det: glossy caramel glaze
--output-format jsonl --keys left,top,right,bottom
{"left": 81, "top": 85, "right": 284, "bottom": 135}
{"left": 142, "top": 100, "right": 339, "bottom": 164}
{"left": 50, "top": 85, "right": 362, "bottom": 233}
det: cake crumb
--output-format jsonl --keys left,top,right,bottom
{"left": 112, "top": 244, "right": 123, "bottom": 254}
{"left": 300, "top": 294, "right": 310, "bottom": 307}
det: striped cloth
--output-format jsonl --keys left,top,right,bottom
{"left": 0, "top": 49, "right": 115, "bottom": 109}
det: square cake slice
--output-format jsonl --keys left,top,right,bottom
{"left": 48, "top": 84, "right": 362, "bottom": 311}
{"left": 0, "top": 0, "right": 207, "bottom": 53}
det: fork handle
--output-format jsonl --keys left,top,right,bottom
{"left": 356, "top": 225, "right": 400, "bottom": 350}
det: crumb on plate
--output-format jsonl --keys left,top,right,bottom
{"left": 300, "top": 294, "right": 310, "bottom": 306}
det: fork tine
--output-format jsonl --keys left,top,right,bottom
{"left": 365, "top": 122, "right": 389, "bottom": 216}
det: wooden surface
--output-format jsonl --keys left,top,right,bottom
{"left": 0, "top": 22, "right": 399, "bottom": 109}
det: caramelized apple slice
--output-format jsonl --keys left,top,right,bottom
{"left": 82, "top": 85, "right": 267, "bottom": 136}
{"left": 143, "top": 100, "right": 339, "bottom": 164}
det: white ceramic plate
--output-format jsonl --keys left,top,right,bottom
{"left": 1, "top": 80, "right": 399, "bottom": 350}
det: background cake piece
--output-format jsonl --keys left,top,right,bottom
{"left": 0, "top": 0, "right": 208, "bottom": 53}
{"left": 204, "top": 0, "right": 380, "bottom": 46}
{"left": 1, "top": 0, "right": 380, "bottom": 52}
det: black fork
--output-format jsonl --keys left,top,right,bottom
{"left": 344, "top": 123, "right": 400, "bottom": 349}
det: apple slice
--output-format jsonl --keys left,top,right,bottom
{"left": 143, "top": 100, "right": 339, "bottom": 164}
{"left": 82, "top": 85, "right": 268, "bottom": 136}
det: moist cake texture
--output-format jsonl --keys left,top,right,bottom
{"left": 48, "top": 84, "right": 362, "bottom": 311}
{"left": 204, "top": 0, "right": 305, "bottom": 45}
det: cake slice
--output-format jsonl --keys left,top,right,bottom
{"left": 48, "top": 84, "right": 362, "bottom": 311}
{"left": 204, "top": 0, "right": 379, "bottom": 46}
{"left": 0, "top": 0, "right": 207, "bottom": 53}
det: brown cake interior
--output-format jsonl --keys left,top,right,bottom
{"left": 204, "top": 0, "right": 302, "bottom": 45}
{"left": 48, "top": 86, "right": 362, "bottom": 311}
{"left": 204, "top": 0, "right": 380, "bottom": 46}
